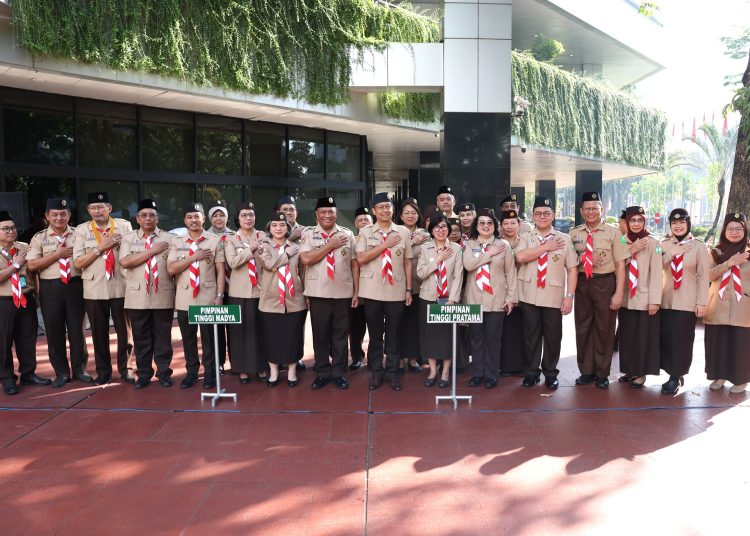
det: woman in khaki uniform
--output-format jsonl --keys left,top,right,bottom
{"left": 397, "top": 198, "right": 430, "bottom": 374}
{"left": 499, "top": 209, "right": 527, "bottom": 376}
{"left": 463, "top": 208, "right": 517, "bottom": 388}
{"left": 416, "top": 215, "right": 464, "bottom": 388}
{"left": 224, "top": 202, "right": 266, "bottom": 384}
{"left": 258, "top": 212, "right": 306, "bottom": 387}
{"left": 617, "top": 206, "right": 662, "bottom": 388}
{"left": 659, "top": 209, "right": 710, "bottom": 394}
{"left": 704, "top": 212, "right": 750, "bottom": 394}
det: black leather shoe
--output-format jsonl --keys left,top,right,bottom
{"left": 484, "top": 379, "right": 498, "bottom": 389}
{"left": 267, "top": 378, "right": 280, "bottom": 388}
{"left": 424, "top": 377, "right": 437, "bottom": 387}
{"left": 522, "top": 374, "right": 540, "bottom": 388}
{"left": 545, "top": 376, "right": 559, "bottom": 390}
{"left": 74, "top": 371, "right": 94, "bottom": 383}
{"left": 203, "top": 377, "right": 216, "bottom": 389}
{"left": 158, "top": 376, "right": 173, "bottom": 388}
{"left": 468, "top": 376, "right": 484, "bottom": 387}
{"left": 94, "top": 375, "right": 112, "bottom": 385}
{"left": 20, "top": 373, "right": 52, "bottom": 386}
{"left": 630, "top": 379, "right": 646, "bottom": 389}
{"left": 134, "top": 377, "right": 150, "bottom": 390}
{"left": 408, "top": 363, "right": 422, "bottom": 373}
{"left": 297, "top": 360, "right": 306, "bottom": 371}
{"left": 239, "top": 376, "right": 251, "bottom": 385}
{"left": 618, "top": 374, "right": 637, "bottom": 383}
{"left": 575, "top": 374, "right": 595, "bottom": 385}
{"left": 334, "top": 377, "right": 349, "bottom": 390}
{"left": 369, "top": 377, "right": 382, "bottom": 391}
{"left": 661, "top": 377, "right": 681, "bottom": 395}
{"left": 311, "top": 376, "right": 330, "bottom": 390}
{"left": 51, "top": 376, "right": 68, "bottom": 388}
{"left": 595, "top": 376, "right": 610, "bottom": 389}
{"left": 349, "top": 360, "right": 362, "bottom": 371}
{"left": 3, "top": 381, "right": 19, "bottom": 395}
{"left": 389, "top": 378, "right": 402, "bottom": 391}
{"left": 438, "top": 378, "right": 450, "bottom": 389}
{"left": 287, "top": 378, "right": 299, "bottom": 388}
{"left": 180, "top": 374, "right": 198, "bottom": 389}
{"left": 256, "top": 372, "right": 268, "bottom": 383}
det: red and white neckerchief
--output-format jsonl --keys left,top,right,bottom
{"left": 461, "top": 233, "right": 469, "bottom": 249}
{"left": 320, "top": 231, "right": 336, "bottom": 280}
{"left": 143, "top": 234, "right": 158, "bottom": 294}
{"left": 381, "top": 231, "right": 394, "bottom": 285}
{"left": 275, "top": 243, "right": 295, "bottom": 306}
{"left": 581, "top": 228, "right": 599, "bottom": 279}
{"left": 537, "top": 233, "right": 552, "bottom": 288}
{"left": 670, "top": 236, "right": 692, "bottom": 289}
{"left": 6, "top": 247, "right": 26, "bottom": 308}
{"left": 220, "top": 234, "right": 231, "bottom": 289}
{"left": 435, "top": 247, "right": 449, "bottom": 299}
{"left": 186, "top": 236, "right": 206, "bottom": 298}
{"left": 628, "top": 252, "right": 639, "bottom": 298}
{"left": 238, "top": 232, "right": 258, "bottom": 288}
{"left": 91, "top": 219, "right": 116, "bottom": 280}
{"left": 51, "top": 231, "right": 71, "bottom": 284}
{"left": 475, "top": 243, "right": 493, "bottom": 295}
{"left": 718, "top": 265, "right": 743, "bottom": 302}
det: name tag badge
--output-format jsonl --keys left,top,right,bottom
{"left": 19, "top": 275, "right": 27, "bottom": 288}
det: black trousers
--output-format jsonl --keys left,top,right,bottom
{"left": 85, "top": 297, "right": 133, "bottom": 379}
{"left": 364, "top": 299, "right": 404, "bottom": 381}
{"left": 177, "top": 310, "right": 215, "bottom": 376}
{"left": 0, "top": 295, "right": 38, "bottom": 382}
{"left": 349, "top": 304, "right": 367, "bottom": 362}
{"left": 521, "top": 302, "right": 563, "bottom": 377}
{"left": 126, "top": 308, "right": 174, "bottom": 380}
{"left": 574, "top": 273, "right": 617, "bottom": 378}
{"left": 470, "top": 311, "right": 505, "bottom": 380}
{"left": 309, "top": 297, "right": 350, "bottom": 379}
{"left": 39, "top": 278, "right": 86, "bottom": 378}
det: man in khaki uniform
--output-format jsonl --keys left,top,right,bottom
{"left": 569, "top": 191, "right": 629, "bottom": 388}
{"left": 515, "top": 196, "right": 578, "bottom": 389}
{"left": 167, "top": 203, "right": 226, "bottom": 389}
{"left": 120, "top": 199, "right": 177, "bottom": 389}
{"left": 0, "top": 210, "right": 51, "bottom": 395}
{"left": 300, "top": 197, "right": 359, "bottom": 390}
{"left": 436, "top": 185, "right": 458, "bottom": 219}
{"left": 500, "top": 193, "right": 533, "bottom": 235}
{"left": 27, "top": 198, "right": 89, "bottom": 387}
{"left": 73, "top": 192, "right": 134, "bottom": 385}
{"left": 356, "top": 192, "right": 414, "bottom": 391}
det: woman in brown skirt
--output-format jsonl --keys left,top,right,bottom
{"left": 499, "top": 209, "right": 526, "bottom": 376}
{"left": 224, "top": 202, "right": 266, "bottom": 385}
{"left": 416, "top": 215, "right": 464, "bottom": 387}
{"left": 658, "top": 208, "right": 710, "bottom": 394}
{"left": 704, "top": 212, "right": 750, "bottom": 394}
{"left": 618, "top": 206, "right": 662, "bottom": 389}
{"left": 396, "top": 198, "right": 430, "bottom": 373}
{"left": 258, "top": 212, "right": 307, "bottom": 388}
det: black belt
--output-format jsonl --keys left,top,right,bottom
{"left": 578, "top": 272, "right": 615, "bottom": 279}
{"left": 40, "top": 276, "right": 81, "bottom": 283}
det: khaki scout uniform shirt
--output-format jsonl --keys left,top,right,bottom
{"left": 408, "top": 228, "right": 431, "bottom": 296}
{"left": 300, "top": 224, "right": 356, "bottom": 299}
{"left": 257, "top": 239, "right": 306, "bottom": 314}
{"left": 516, "top": 230, "right": 578, "bottom": 308}
{"left": 570, "top": 221, "right": 630, "bottom": 275}
{"left": 120, "top": 228, "right": 177, "bottom": 310}
{"left": 704, "top": 257, "right": 750, "bottom": 328}
{"left": 27, "top": 226, "right": 81, "bottom": 279}
{"left": 73, "top": 218, "right": 133, "bottom": 300}
{"left": 622, "top": 235, "right": 663, "bottom": 311}
{"left": 355, "top": 222, "right": 414, "bottom": 302}
{"left": 660, "top": 236, "right": 710, "bottom": 312}
{"left": 462, "top": 238, "right": 517, "bottom": 311}
{"left": 0, "top": 242, "right": 34, "bottom": 296}
{"left": 223, "top": 230, "right": 266, "bottom": 300}
{"left": 416, "top": 240, "right": 464, "bottom": 303}
{"left": 167, "top": 231, "right": 225, "bottom": 311}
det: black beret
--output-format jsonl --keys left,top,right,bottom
{"left": 0, "top": 210, "right": 13, "bottom": 222}
{"left": 500, "top": 194, "right": 518, "bottom": 204}
{"left": 580, "top": 191, "right": 600, "bottom": 202}
{"left": 275, "top": 195, "right": 296, "bottom": 208}
{"left": 316, "top": 196, "right": 336, "bottom": 209}
{"left": 532, "top": 196, "right": 551, "bottom": 210}
{"left": 87, "top": 192, "right": 109, "bottom": 204}
{"left": 725, "top": 212, "right": 747, "bottom": 224}
{"left": 458, "top": 202, "right": 475, "bottom": 212}
{"left": 46, "top": 198, "right": 70, "bottom": 211}
{"left": 669, "top": 208, "right": 690, "bottom": 222}
{"left": 501, "top": 209, "right": 519, "bottom": 221}
{"left": 269, "top": 211, "right": 288, "bottom": 222}
{"left": 235, "top": 201, "right": 255, "bottom": 214}
{"left": 137, "top": 199, "right": 158, "bottom": 212}
{"left": 437, "top": 185, "right": 453, "bottom": 196}
{"left": 184, "top": 202, "right": 205, "bottom": 215}
{"left": 476, "top": 208, "right": 496, "bottom": 219}
{"left": 354, "top": 207, "right": 371, "bottom": 217}
{"left": 371, "top": 192, "right": 392, "bottom": 206}
{"left": 625, "top": 206, "right": 645, "bottom": 218}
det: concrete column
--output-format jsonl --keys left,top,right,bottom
{"left": 535, "top": 179, "right": 557, "bottom": 211}
{"left": 575, "top": 170, "right": 603, "bottom": 225}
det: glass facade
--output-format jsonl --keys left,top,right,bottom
{"left": 0, "top": 87, "right": 365, "bottom": 234}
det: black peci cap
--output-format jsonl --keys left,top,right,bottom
{"left": 354, "top": 207, "right": 370, "bottom": 217}
{"left": 0, "top": 210, "right": 13, "bottom": 222}
{"left": 316, "top": 196, "right": 336, "bottom": 209}
{"left": 184, "top": 202, "right": 205, "bottom": 216}
{"left": 137, "top": 199, "right": 158, "bottom": 212}
{"left": 669, "top": 208, "right": 690, "bottom": 222}
{"left": 581, "top": 191, "right": 600, "bottom": 203}
{"left": 371, "top": 192, "right": 392, "bottom": 206}
{"left": 87, "top": 192, "right": 109, "bottom": 205}
{"left": 46, "top": 198, "right": 70, "bottom": 211}
{"left": 532, "top": 196, "right": 551, "bottom": 210}
{"left": 437, "top": 185, "right": 453, "bottom": 196}
{"left": 458, "top": 202, "right": 475, "bottom": 212}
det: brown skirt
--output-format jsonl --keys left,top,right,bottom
{"left": 618, "top": 308, "right": 661, "bottom": 376}
{"left": 500, "top": 307, "right": 526, "bottom": 373}
{"left": 260, "top": 309, "right": 306, "bottom": 365}
{"left": 227, "top": 297, "right": 264, "bottom": 374}
{"left": 419, "top": 298, "right": 454, "bottom": 360}
{"left": 659, "top": 309, "right": 697, "bottom": 377}
{"left": 705, "top": 324, "right": 750, "bottom": 384}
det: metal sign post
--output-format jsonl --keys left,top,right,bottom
{"left": 188, "top": 304, "right": 242, "bottom": 407}
{"left": 427, "top": 303, "right": 483, "bottom": 409}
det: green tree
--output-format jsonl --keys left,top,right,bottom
{"left": 723, "top": 27, "right": 750, "bottom": 216}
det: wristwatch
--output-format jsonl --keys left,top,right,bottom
{"left": 12, "top": 262, "right": 20, "bottom": 271}
{"left": 406, "top": 288, "right": 414, "bottom": 294}
{"left": 566, "top": 292, "right": 576, "bottom": 299}
{"left": 93, "top": 248, "right": 101, "bottom": 257}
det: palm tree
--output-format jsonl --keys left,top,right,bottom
{"left": 684, "top": 123, "right": 738, "bottom": 243}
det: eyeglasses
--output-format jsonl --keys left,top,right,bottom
{"left": 533, "top": 211, "right": 553, "bottom": 217}
{"left": 238, "top": 213, "right": 256, "bottom": 219}
{"left": 433, "top": 225, "right": 449, "bottom": 230}
{"left": 0, "top": 226, "right": 17, "bottom": 233}
{"left": 478, "top": 221, "right": 494, "bottom": 226}
{"left": 727, "top": 226, "right": 745, "bottom": 233}
{"left": 629, "top": 217, "right": 646, "bottom": 224}
{"left": 581, "top": 207, "right": 601, "bottom": 213}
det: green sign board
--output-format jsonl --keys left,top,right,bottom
{"left": 427, "top": 303, "right": 483, "bottom": 324}
{"left": 188, "top": 304, "right": 242, "bottom": 324}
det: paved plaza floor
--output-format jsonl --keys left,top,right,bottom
{"left": 0, "top": 316, "right": 748, "bottom": 535}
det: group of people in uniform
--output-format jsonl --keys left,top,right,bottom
{"left": 0, "top": 186, "right": 747, "bottom": 397}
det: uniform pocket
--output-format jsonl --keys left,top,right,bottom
{"left": 129, "top": 281, "right": 140, "bottom": 290}
{"left": 360, "top": 271, "right": 373, "bottom": 279}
